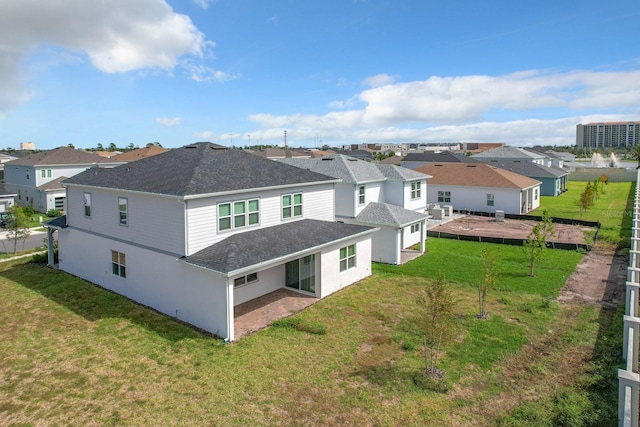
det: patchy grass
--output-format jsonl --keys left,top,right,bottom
{"left": 1, "top": 238, "right": 615, "bottom": 426}
{"left": 540, "top": 181, "right": 634, "bottom": 248}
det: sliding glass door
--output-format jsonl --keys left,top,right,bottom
{"left": 285, "top": 255, "right": 315, "bottom": 293}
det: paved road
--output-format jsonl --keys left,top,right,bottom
{"left": 0, "top": 228, "right": 51, "bottom": 254}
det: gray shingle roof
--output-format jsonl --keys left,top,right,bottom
{"left": 481, "top": 159, "right": 568, "bottom": 178}
{"left": 5, "top": 147, "right": 118, "bottom": 166}
{"left": 402, "top": 151, "right": 479, "bottom": 163}
{"left": 376, "top": 164, "right": 431, "bottom": 181}
{"left": 37, "top": 176, "right": 68, "bottom": 191}
{"left": 471, "top": 146, "right": 546, "bottom": 160}
{"left": 279, "top": 154, "right": 386, "bottom": 184}
{"left": 45, "top": 215, "right": 68, "bottom": 229}
{"left": 63, "top": 142, "right": 338, "bottom": 197}
{"left": 355, "top": 202, "right": 426, "bottom": 227}
{"left": 183, "top": 219, "right": 375, "bottom": 273}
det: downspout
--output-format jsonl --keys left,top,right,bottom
{"left": 226, "top": 277, "right": 234, "bottom": 342}
{"left": 47, "top": 228, "right": 55, "bottom": 267}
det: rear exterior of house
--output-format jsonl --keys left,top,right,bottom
{"left": 53, "top": 143, "right": 375, "bottom": 341}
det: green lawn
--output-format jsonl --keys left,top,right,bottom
{"left": 539, "top": 181, "right": 635, "bottom": 247}
{"left": 0, "top": 239, "right": 621, "bottom": 426}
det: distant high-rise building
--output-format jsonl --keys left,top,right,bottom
{"left": 576, "top": 122, "right": 640, "bottom": 149}
{"left": 20, "top": 141, "right": 35, "bottom": 150}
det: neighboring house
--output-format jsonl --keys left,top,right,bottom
{"left": 471, "top": 146, "right": 548, "bottom": 166}
{"left": 280, "top": 154, "right": 429, "bottom": 265}
{"left": 0, "top": 184, "right": 17, "bottom": 213}
{"left": 479, "top": 159, "right": 568, "bottom": 196}
{"left": 378, "top": 156, "right": 402, "bottom": 166}
{"left": 110, "top": 146, "right": 169, "bottom": 162}
{"left": 334, "top": 150, "right": 374, "bottom": 161}
{"left": 47, "top": 142, "right": 376, "bottom": 341}
{"left": 400, "top": 151, "right": 478, "bottom": 169}
{"left": 523, "top": 146, "right": 570, "bottom": 168}
{"left": 415, "top": 163, "right": 541, "bottom": 215}
{"left": 248, "top": 148, "right": 312, "bottom": 159}
{"left": 4, "top": 147, "right": 123, "bottom": 213}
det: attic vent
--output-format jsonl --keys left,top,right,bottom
{"left": 321, "top": 158, "right": 333, "bottom": 161}
{"left": 185, "top": 145, "right": 198, "bottom": 149}
{"left": 434, "top": 164, "right": 443, "bottom": 167}
{"left": 514, "top": 160, "right": 520, "bottom": 162}
{"left": 466, "top": 165, "right": 477, "bottom": 168}
{"left": 348, "top": 159, "right": 358, "bottom": 161}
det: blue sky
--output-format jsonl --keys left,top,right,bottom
{"left": 1, "top": 0, "right": 639, "bottom": 150}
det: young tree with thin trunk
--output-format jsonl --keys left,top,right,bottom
{"left": 5, "top": 206, "right": 31, "bottom": 254}
{"left": 477, "top": 249, "right": 497, "bottom": 319}
{"left": 523, "top": 210, "right": 555, "bottom": 277}
{"left": 417, "top": 273, "right": 457, "bottom": 378}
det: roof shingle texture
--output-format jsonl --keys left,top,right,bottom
{"left": 355, "top": 202, "right": 426, "bottom": 227}
{"left": 471, "top": 146, "right": 546, "bottom": 160}
{"left": 415, "top": 163, "right": 541, "bottom": 189}
{"left": 184, "top": 219, "right": 374, "bottom": 273}
{"left": 480, "top": 159, "right": 568, "bottom": 178}
{"left": 279, "top": 154, "right": 386, "bottom": 183}
{"left": 63, "top": 142, "right": 338, "bottom": 197}
{"left": 375, "top": 164, "right": 431, "bottom": 181}
{"left": 6, "top": 147, "right": 115, "bottom": 166}
{"left": 110, "top": 146, "right": 168, "bottom": 162}
{"left": 402, "top": 151, "right": 479, "bottom": 163}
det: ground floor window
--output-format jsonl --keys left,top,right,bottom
{"left": 111, "top": 250, "right": 126, "bottom": 278}
{"left": 437, "top": 191, "right": 451, "bottom": 203}
{"left": 486, "top": 193, "right": 494, "bottom": 207}
{"left": 285, "top": 255, "right": 315, "bottom": 293}
{"left": 234, "top": 272, "right": 258, "bottom": 287}
{"left": 410, "top": 223, "right": 420, "bottom": 233}
{"left": 339, "top": 244, "right": 356, "bottom": 272}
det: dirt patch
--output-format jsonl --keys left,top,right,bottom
{"left": 431, "top": 215, "right": 593, "bottom": 246}
{"left": 558, "top": 248, "right": 627, "bottom": 307}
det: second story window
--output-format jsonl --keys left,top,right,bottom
{"left": 411, "top": 182, "right": 421, "bottom": 200}
{"left": 282, "top": 193, "right": 302, "bottom": 219}
{"left": 119, "top": 197, "right": 128, "bottom": 226}
{"left": 358, "top": 186, "right": 365, "bottom": 205}
{"left": 41, "top": 170, "right": 46, "bottom": 178}
{"left": 84, "top": 193, "right": 92, "bottom": 217}
{"left": 218, "top": 198, "right": 259, "bottom": 231}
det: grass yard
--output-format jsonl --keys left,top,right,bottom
{"left": 539, "top": 181, "right": 635, "bottom": 248}
{"left": 0, "top": 239, "right": 622, "bottom": 426}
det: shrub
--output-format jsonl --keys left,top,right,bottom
{"left": 23, "top": 206, "right": 37, "bottom": 216}
{"left": 552, "top": 388, "right": 592, "bottom": 426}
{"left": 47, "top": 209, "right": 63, "bottom": 217}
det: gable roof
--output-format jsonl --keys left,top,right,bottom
{"left": 471, "top": 146, "right": 546, "bottom": 160}
{"left": 279, "top": 154, "right": 386, "bottom": 184}
{"left": 415, "top": 163, "right": 541, "bottom": 189}
{"left": 375, "top": 164, "right": 431, "bottom": 181}
{"left": 402, "top": 151, "right": 479, "bottom": 163}
{"left": 37, "top": 176, "right": 69, "bottom": 191}
{"left": 110, "top": 146, "right": 169, "bottom": 162}
{"left": 6, "top": 147, "right": 117, "bottom": 166}
{"left": 183, "top": 219, "right": 375, "bottom": 274}
{"left": 481, "top": 159, "right": 568, "bottom": 178}
{"left": 63, "top": 142, "right": 338, "bottom": 197}
{"left": 355, "top": 202, "right": 426, "bottom": 227}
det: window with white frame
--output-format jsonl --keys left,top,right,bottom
{"left": 84, "top": 193, "right": 91, "bottom": 217}
{"left": 218, "top": 199, "right": 259, "bottom": 231}
{"left": 111, "top": 250, "right": 126, "bottom": 278}
{"left": 410, "top": 223, "right": 420, "bottom": 233}
{"left": 47, "top": 169, "right": 52, "bottom": 178}
{"left": 118, "top": 197, "right": 128, "bottom": 226}
{"left": 534, "top": 188, "right": 538, "bottom": 200}
{"left": 437, "top": 191, "right": 451, "bottom": 203}
{"left": 358, "top": 186, "right": 365, "bottom": 205}
{"left": 411, "top": 181, "right": 421, "bottom": 199}
{"left": 282, "top": 193, "right": 302, "bottom": 219}
{"left": 234, "top": 272, "right": 258, "bottom": 287}
{"left": 41, "top": 170, "right": 46, "bottom": 178}
{"left": 486, "top": 193, "right": 494, "bottom": 207}
{"left": 339, "top": 244, "right": 356, "bottom": 272}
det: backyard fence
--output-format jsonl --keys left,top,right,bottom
{"left": 620, "top": 170, "right": 640, "bottom": 427}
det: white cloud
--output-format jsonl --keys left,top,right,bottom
{"left": 184, "top": 63, "right": 239, "bottom": 83}
{"left": 192, "top": 131, "right": 218, "bottom": 140}
{"left": 247, "top": 68, "right": 640, "bottom": 146}
{"left": 362, "top": 73, "right": 397, "bottom": 88}
{"left": 193, "top": 0, "right": 213, "bottom": 9}
{"left": 156, "top": 117, "right": 182, "bottom": 126}
{"left": 0, "top": 0, "right": 213, "bottom": 114}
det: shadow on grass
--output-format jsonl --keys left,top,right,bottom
{"left": 0, "top": 260, "right": 215, "bottom": 342}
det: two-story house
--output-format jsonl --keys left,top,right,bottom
{"left": 4, "top": 147, "right": 122, "bottom": 213}
{"left": 279, "top": 155, "right": 430, "bottom": 265}
{"left": 46, "top": 143, "right": 376, "bottom": 341}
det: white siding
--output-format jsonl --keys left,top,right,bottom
{"left": 66, "top": 186, "right": 186, "bottom": 255}
{"left": 233, "top": 265, "right": 284, "bottom": 305}
{"left": 186, "top": 182, "right": 335, "bottom": 254}
{"left": 383, "top": 181, "right": 404, "bottom": 206}
{"left": 58, "top": 229, "right": 231, "bottom": 339}
{"left": 403, "top": 223, "right": 422, "bottom": 249}
{"left": 318, "top": 236, "right": 372, "bottom": 298}
{"left": 335, "top": 182, "right": 356, "bottom": 217}
{"left": 354, "top": 181, "right": 384, "bottom": 216}
{"left": 403, "top": 179, "right": 428, "bottom": 212}
{"left": 370, "top": 226, "right": 401, "bottom": 264}
{"left": 427, "top": 184, "right": 540, "bottom": 215}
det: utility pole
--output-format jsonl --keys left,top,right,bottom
{"left": 284, "top": 130, "right": 288, "bottom": 149}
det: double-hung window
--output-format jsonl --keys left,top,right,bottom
{"left": 219, "top": 199, "right": 259, "bottom": 231}
{"left": 41, "top": 170, "right": 46, "bottom": 178}
{"left": 486, "top": 193, "right": 494, "bottom": 207}
{"left": 339, "top": 244, "right": 356, "bottom": 272}
{"left": 282, "top": 193, "right": 302, "bottom": 219}
{"left": 358, "top": 186, "right": 365, "bottom": 205}
{"left": 84, "top": 193, "right": 91, "bottom": 217}
{"left": 437, "top": 191, "right": 451, "bottom": 203}
{"left": 411, "top": 182, "right": 421, "bottom": 200}
{"left": 111, "top": 250, "right": 126, "bottom": 278}
{"left": 119, "top": 197, "right": 128, "bottom": 226}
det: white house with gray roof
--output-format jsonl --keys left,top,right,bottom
{"left": 46, "top": 143, "right": 376, "bottom": 341}
{"left": 279, "top": 155, "right": 430, "bottom": 265}
{"left": 471, "top": 146, "right": 548, "bottom": 166}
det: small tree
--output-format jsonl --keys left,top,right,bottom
{"left": 523, "top": 210, "right": 556, "bottom": 277}
{"left": 477, "top": 249, "right": 497, "bottom": 319}
{"left": 577, "top": 182, "right": 595, "bottom": 218}
{"left": 5, "top": 206, "right": 31, "bottom": 254}
{"left": 417, "top": 273, "right": 457, "bottom": 377}
{"left": 631, "top": 145, "right": 640, "bottom": 169}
